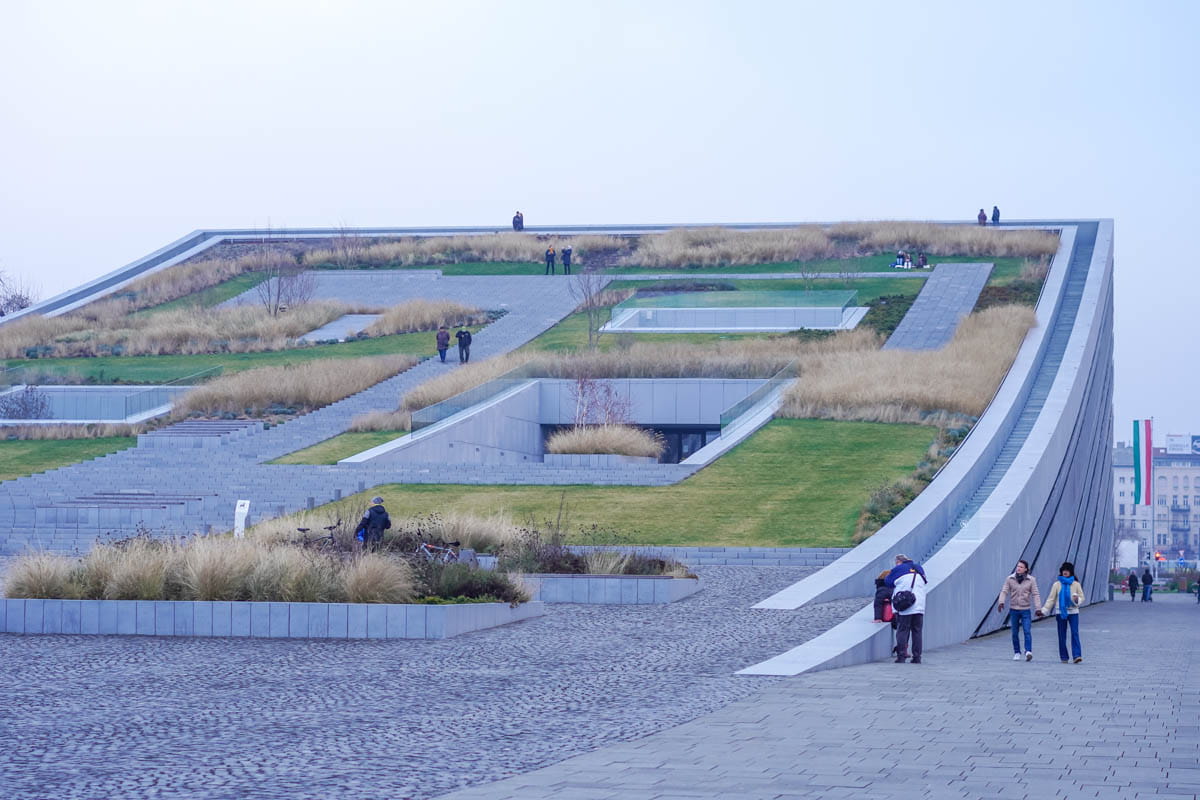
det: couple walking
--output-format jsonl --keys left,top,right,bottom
{"left": 997, "top": 560, "right": 1086, "bottom": 663}
{"left": 435, "top": 325, "right": 473, "bottom": 363}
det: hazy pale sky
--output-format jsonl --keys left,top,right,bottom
{"left": 1, "top": 0, "right": 1196, "bottom": 436}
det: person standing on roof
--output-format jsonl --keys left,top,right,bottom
{"left": 512, "top": 211, "right": 524, "bottom": 231}
{"left": 977, "top": 208, "right": 988, "bottom": 225}
{"left": 561, "top": 244, "right": 573, "bottom": 275}
{"left": 355, "top": 496, "right": 392, "bottom": 551}
{"left": 544, "top": 245, "right": 556, "bottom": 275}
{"left": 992, "top": 206, "right": 1001, "bottom": 225}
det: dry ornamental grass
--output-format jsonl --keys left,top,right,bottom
{"left": 302, "top": 233, "right": 624, "bottom": 268}
{"left": 364, "top": 300, "right": 489, "bottom": 337}
{"left": 173, "top": 354, "right": 418, "bottom": 418}
{"left": 780, "top": 304, "right": 1037, "bottom": 423}
{"left": 545, "top": 425, "right": 665, "bottom": 458}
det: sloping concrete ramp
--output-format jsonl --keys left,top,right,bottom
{"left": 742, "top": 222, "right": 1113, "bottom": 675}
{"left": 883, "top": 262, "right": 992, "bottom": 350}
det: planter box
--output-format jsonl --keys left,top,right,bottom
{"left": 0, "top": 598, "right": 544, "bottom": 640}
{"left": 528, "top": 574, "right": 700, "bottom": 604}
{"left": 543, "top": 454, "right": 658, "bottom": 468}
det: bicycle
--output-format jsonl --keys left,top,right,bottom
{"left": 416, "top": 539, "right": 460, "bottom": 564}
{"left": 297, "top": 520, "right": 341, "bottom": 552}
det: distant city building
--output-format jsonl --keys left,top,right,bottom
{"left": 1114, "top": 437, "right": 1200, "bottom": 561}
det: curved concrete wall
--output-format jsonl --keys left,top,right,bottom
{"left": 743, "top": 221, "right": 1115, "bottom": 675}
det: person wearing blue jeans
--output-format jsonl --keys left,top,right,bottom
{"left": 1141, "top": 569, "right": 1154, "bottom": 602}
{"left": 997, "top": 559, "right": 1043, "bottom": 660}
{"left": 1040, "top": 561, "right": 1086, "bottom": 663}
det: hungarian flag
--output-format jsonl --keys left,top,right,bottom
{"left": 1132, "top": 419, "right": 1152, "bottom": 506}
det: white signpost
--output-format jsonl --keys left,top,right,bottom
{"left": 233, "top": 500, "right": 250, "bottom": 538}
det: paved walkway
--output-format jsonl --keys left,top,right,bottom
{"left": 436, "top": 595, "right": 1200, "bottom": 800}
{"left": 0, "top": 567, "right": 865, "bottom": 800}
{"left": 883, "top": 262, "right": 993, "bottom": 350}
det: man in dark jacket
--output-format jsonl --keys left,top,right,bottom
{"left": 455, "top": 327, "right": 472, "bottom": 363}
{"left": 561, "top": 244, "right": 573, "bottom": 275}
{"left": 1127, "top": 570, "right": 1139, "bottom": 601}
{"left": 991, "top": 206, "right": 1001, "bottom": 225}
{"left": 544, "top": 246, "right": 556, "bottom": 275}
{"left": 355, "top": 496, "right": 391, "bottom": 550}
{"left": 1141, "top": 568, "right": 1154, "bottom": 602}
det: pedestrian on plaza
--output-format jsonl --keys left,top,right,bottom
{"left": 354, "top": 496, "right": 392, "bottom": 551}
{"left": 1141, "top": 568, "right": 1154, "bottom": 602}
{"left": 435, "top": 325, "right": 450, "bottom": 363}
{"left": 1194, "top": 581, "right": 1200, "bottom": 603}
{"left": 1040, "top": 561, "right": 1086, "bottom": 663}
{"left": 992, "top": 206, "right": 1001, "bottom": 225}
{"left": 512, "top": 211, "right": 524, "bottom": 231}
{"left": 562, "top": 244, "right": 573, "bottom": 275}
{"left": 977, "top": 208, "right": 988, "bottom": 226}
{"left": 997, "top": 559, "right": 1044, "bottom": 661}
{"left": 1127, "top": 570, "right": 1139, "bottom": 601}
{"left": 455, "top": 326, "right": 472, "bottom": 363}
{"left": 886, "top": 554, "right": 927, "bottom": 664}
{"left": 544, "top": 246, "right": 556, "bottom": 275}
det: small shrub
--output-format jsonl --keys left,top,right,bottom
{"left": 342, "top": 554, "right": 414, "bottom": 604}
{"left": 103, "top": 539, "right": 176, "bottom": 600}
{"left": 364, "top": 300, "right": 489, "bottom": 336}
{"left": 583, "top": 550, "right": 630, "bottom": 575}
{"left": 433, "top": 564, "right": 529, "bottom": 607}
{"left": 178, "top": 537, "right": 257, "bottom": 601}
{"left": 4, "top": 553, "right": 77, "bottom": 599}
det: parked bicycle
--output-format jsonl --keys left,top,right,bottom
{"left": 297, "top": 521, "right": 342, "bottom": 552}
{"left": 416, "top": 539, "right": 460, "bottom": 564}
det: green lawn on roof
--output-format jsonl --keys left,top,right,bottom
{"left": 307, "top": 419, "right": 935, "bottom": 548}
{"left": 0, "top": 437, "right": 136, "bottom": 483}
{"left": 270, "top": 431, "right": 407, "bottom": 465}
{"left": 2, "top": 326, "right": 484, "bottom": 384}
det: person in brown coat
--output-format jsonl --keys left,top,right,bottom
{"left": 997, "top": 559, "right": 1043, "bottom": 661}
{"left": 435, "top": 326, "right": 450, "bottom": 363}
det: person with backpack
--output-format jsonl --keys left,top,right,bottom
{"left": 561, "top": 244, "right": 573, "bottom": 275}
{"left": 455, "top": 326, "right": 472, "bottom": 363}
{"left": 1127, "top": 570, "right": 1139, "bottom": 602}
{"left": 886, "top": 554, "right": 927, "bottom": 664}
{"left": 435, "top": 325, "right": 450, "bottom": 363}
{"left": 997, "top": 559, "right": 1043, "bottom": 661}
{"left": 544, "top": 246, "right": 556, "bottom": 275}
{"left": 1040, "top": 561, "right": 1086, "bottom": 663}
{"left": 354, "top": 496, "right": 392, "bottom": 551}
{"left": 1141, "top": 568, "right": 1154, "bottom": 602}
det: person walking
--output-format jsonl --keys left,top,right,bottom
{"left": 455, "top": 326, "right": 472, "bottom": 363}
{"left": 354, "top": 496, "right": 392, "bottom": 551}
{"left": 435, "top": 325, "right": 450, "bottom": 363}
{"left": 977, "top": 208, "right": 988, "bottom": 226}
{"left": 544, "top": 246, "right": 556, "bottom": 275}
{"left": 561, "top": 244, "right": 573, "bottom": 275}
{"left": 997, "top": 559, "right": 1044, "bottom": 661}
{"left": 1127, "top": 570, "right": 1139, "bottom": 602}
{"left": 1141, "top": 568, "right": 1154, "bottom": 602}
{"left": 1040, "top": 561, "right": 1085, "bottom": 663}
{"left": 886, "top": 554, "right": 927, "bottom": 664}
{"left": 992, "top": 205, "right": 1001, "bottom": 225}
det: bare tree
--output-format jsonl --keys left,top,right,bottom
{"left": 568, "top": 271, "right": 612, "bottom": 350}
{"left": 0, "top": 267, "right": 38, "bottom": 316}
{"left": 251, "top": 226, "right": 315, "bottom": 316}
{"left": 331, "top": 221, "right": 366, "bottom": 268}
{"left": 569, "top": 377, "right": 631, "bottom": 427}
{"left": 0, "top": 386, "right": 51, "bottom": 419}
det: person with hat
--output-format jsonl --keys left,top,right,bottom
{"left": 355, "top": 496, "right": 392, "bottom": 551}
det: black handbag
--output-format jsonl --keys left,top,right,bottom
{"left": 891, "top": 571, "right": 926, "bottom": 612}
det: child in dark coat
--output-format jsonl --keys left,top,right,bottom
{"left": 874, "top": 570, "right": 894, "bottom": 622}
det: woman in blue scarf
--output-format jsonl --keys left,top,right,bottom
{"left": 1039, "top": 561, "right": 1086, "bottom": 663}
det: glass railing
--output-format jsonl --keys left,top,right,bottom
{"left": 410, "top": 363, "right": 538, "bottom": 430}
{"left": 123, "top": 366, "right": 224, "bottom": 420}
{"left": 718, "top": 359, "right": 798, "bottom": 430}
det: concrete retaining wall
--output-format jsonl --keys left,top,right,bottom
{"left": 531, "top": 575, "right": 700, "bottom": 604}
{"left": 543, "top": 454, "right": 657, "bottom": 467}
{"left": 0, "top": 597, "right": 545, "bottom": 640}
{"left": 607, "top": 306, "right": 847, "bottom": 330}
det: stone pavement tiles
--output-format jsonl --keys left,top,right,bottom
{"left": 883, "top": 262, "right": 993, "bottom": 351}
{"left": 0, "top": 567, "right": 866, "bottom": 800}
{"left": 434, "top": 594, "right": 1200, "bottom": 800}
